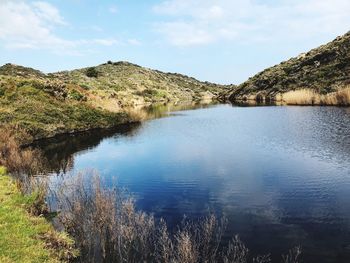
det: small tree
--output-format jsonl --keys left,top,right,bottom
{"left": 86, "top": 67, "right": 98, "bottom": 78}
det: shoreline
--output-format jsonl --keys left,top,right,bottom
{"left": 0, "top": 167, "right": 77, "bottom": 262}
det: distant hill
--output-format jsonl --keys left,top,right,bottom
{"left": 0, "top": 62, "right": 228, "bottom": 142}
{"left": 228, "top": 31, "right": 350, "bottom": 105}
{"left": 0, "top": 63, "right": 46, "bottom": 78}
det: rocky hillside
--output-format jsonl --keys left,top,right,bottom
{"left": 0, "top": 62, "right": 227, "bottom": 141}
{"left": 228, "top": 31, "right": 350, "bottom": 105}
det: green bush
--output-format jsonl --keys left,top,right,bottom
{"left": 68, "top": 89, "right": 85, "bottom": 101}
{"left": 80, "top": 84, "right": 90, "bottom": 90}
{"left": 0, "top": 86, "right": 5, "bottom": 97}
{"left": 86, "top": 67, "right": 98, "bottom": 78}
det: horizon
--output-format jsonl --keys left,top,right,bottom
{"left": 0, "top": 0, "right": 349, "bottom": 85}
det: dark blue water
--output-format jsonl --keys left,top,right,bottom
{"left": 38, "top": 104, "right": 350, "bottom": 262}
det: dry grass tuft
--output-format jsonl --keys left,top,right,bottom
{"left": 55, "top": 171, "right": 157, "bottom": 262}
{"left": 0, "top": 125, "right": 49, "bottom": 215}
{"left": 280, "top": 86, "right": 350, "bottom": 106}
{"left": 282, "top": 246, "right": 302, "bottom": 263}
{"left": 0, "top": 125, "right": 42, "bottom": 177}
{"left": 53, "top": 171, "right": 302, "bottom": 263}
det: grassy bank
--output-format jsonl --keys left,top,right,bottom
{"left": 0, "top": 167, "right": 77, "bottom": 263}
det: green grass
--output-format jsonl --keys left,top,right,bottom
{"left": 0, "top": 167, "right": 74, "bottom": 263}
{"left": 0, "top": 77, "right": 129, "bottom": 142}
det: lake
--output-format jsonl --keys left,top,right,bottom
{"left": 37, "top": 104, "right": 350, "bottom": 262}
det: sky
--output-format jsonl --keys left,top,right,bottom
{"left": 0, "top": 0, "right": 349, "bottom": 84}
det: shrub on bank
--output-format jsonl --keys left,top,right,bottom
{"left": 55, "top": 171, "right": 302, "bottom": 263}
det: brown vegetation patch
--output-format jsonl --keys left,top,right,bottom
{"left": 280, "top": 86, "right": 350, "bottom": 106}
{"left": 54, "top": 171, "right": 302, "bottom": 263}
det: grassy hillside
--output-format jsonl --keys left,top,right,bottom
{"left": 0, "top": 62, "right": 227, "bottom": 142}
{"left": 51, "top": 61, "right": 227, "bottom": 110}
{"left": 0, "top": 75, "right": 129, "bottom": 142}
{"left": 228, "top": 31, "right": 350, "bottom": 105}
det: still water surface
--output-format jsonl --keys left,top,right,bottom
{"left": 38, "top": 104, "right": 350, "bottom": 262}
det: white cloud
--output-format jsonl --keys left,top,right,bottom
{"left": 109, "top": 5, "right": 118, "bottom": 14}
{"left": 0, "top": 1, "right": 122, "bottom": 54}
{"left": 32, "top": 1, "right": 66, "bottom": 25}
{"left": 153, "top": 0, "right": 350, "bottom": 47}
{"left": 0, "top": 1, "right": 75, "bottom": 52}
{"left": 156, "top": 22, "right": 214, "bottom": 46}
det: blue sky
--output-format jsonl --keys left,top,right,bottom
{"left": 0, "top": 0, "right": 349, "bottom": 84}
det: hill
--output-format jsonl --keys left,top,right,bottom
{"left": 51, "top": 61, "right": 227, "bottom": 111}
{"left": 228, "top": 31, "right": 350, "bottom": 105}
{"left": 0, "top": 62, "right": 227, "bottom": 142}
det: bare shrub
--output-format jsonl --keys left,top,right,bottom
{"left": 222, "top": 235, "right": 249, "bottom": 263}
{"left": 55, "top": 171, "right": 157, "bottom": 262}
{"left": 0, "top": 124, "right": 49, "bottom": 216}
{"left": 282, "top": 246, "right": 302, "bottom": 263}
{"left": 41, "top": 230, "right": 79, "bottom": 262}
{"left": 53, "top": 171, "right": 303, "bottom": 263}
{"left": 0, "top": 125, "right": 42, "bottom": 177}
{"left": 25, "top": 179, "right": 50, "bottom": 216}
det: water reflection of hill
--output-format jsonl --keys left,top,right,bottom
{"left": 33, "top": 123, "right": 142, "bottom": 174}
{"left": 33, "top": 102, "right": 218, "bottom": 174}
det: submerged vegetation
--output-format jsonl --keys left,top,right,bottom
{"left": 228, "top": 31, "right": 350, "bottom": 105}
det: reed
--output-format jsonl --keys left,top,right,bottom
{"left": 53, "top": 171, "right": 302, "bottom": 263}
{"left": 280, "top": 86, "right": 350, "bottom": 106}
{"left": 0, "top": 125, "right": 44, "bottom": 191}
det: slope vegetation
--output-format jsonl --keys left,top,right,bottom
{"left": 228, "top": 31, "right": 350, "bottom": 105}
{"left": 52, "top": 61, "right": 226, "bottom": 110}
{"left": 0, "top": 62, "right": 227, "bottom": 142}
